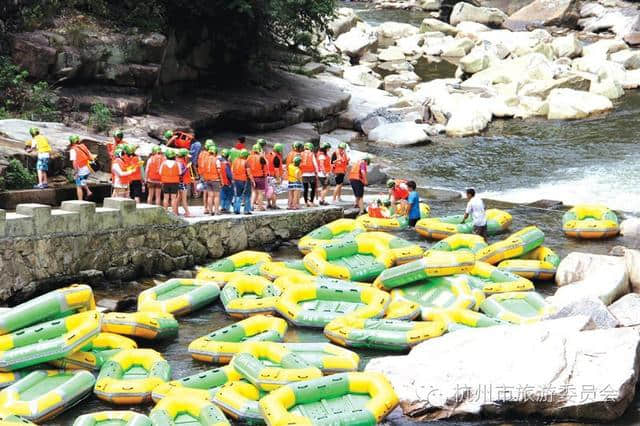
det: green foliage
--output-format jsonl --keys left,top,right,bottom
{"left": 88, "top": 102, "right": 113, "bottom": 132}
{"left": 265, "top": 0, "right": 335, "bottom": 48}
{"left": 4, "top": 159, "right": 37, "bottom": 190}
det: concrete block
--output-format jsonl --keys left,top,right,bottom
{"left": 0, "top": 209, "right": 5, "bottom": 237}
{"left": 94, "top": 207, "right": 122, "bottom": 230}
{"left": 15, "top": 203, "right": 51, "bottom": 234}
{"left": 5, "top": 212, "right": 34, "bottom": 236}
{"left": 103, "top": 197, "right": 136, "bottom": 213}
{"left": 129, "top": 203, "right": 170, "bottom": 226}
{"left": 49, "top": 210, "right": 79, "bottom": 234}
{"left": 61, "top": 200, "right": 96, "bottom": 231}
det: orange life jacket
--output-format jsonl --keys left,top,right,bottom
{"left": 300, "top": 150, "right": 316, "bottom": 173}
{"left": 219, "top": 157, "right": 231, "bottom": 186}
{"left": 332, "top": 150, "right": 349, "bottom": 173}
{"left": 349, "top": 160, "right": 367, "bottom": 184}
{"left": 247, "top": 153, "right": 265, "bottom": 178}
{"left": 160, "top": 160, "right": 181, "bottom": 184}
{"left": 392, "top": 180, "right": 410, "bottom": 200}
{"left": 177, "top": 157, "right": 192, "bottom": 184}
{"left": 317, "top": 151, "right": 330, "bottom": 175}
{"left": 170, "top": 131, "right": 193, "bottom": 149}
{"left": 266, "top": 152, "right": 283, "bottom": 177}
{"left": 71, "top": 144, "right": 91, "bottom": 169}
{"left": 128, "top": 155, "right": 142, "bottom": 181}
{"left": 368, "top": 205, "right": 384, "bottom": 218}
{"left": 113, "top": 157, "right": 130, "bottom": 185}
{"left": 108, "top": 139, "right": 125, "bottom": 159}
{"left": 146, "top": 153, "right": 163, "bottom": 182}
{"left": 232, "top": 158, "right": 248, "bottom": 181}
{"left": 200, "top": 154, "right": 220, "bottom": 181}
{"left": 197, "top": 151, "right": 209, "bottom": 172}
{"left": 286, "top": 150, "right": 298, "bottom": 166}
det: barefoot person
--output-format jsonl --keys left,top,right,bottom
{"left": 331, "top": 143, "right": 349, "bottom": 203}
{"left": 349, "top": 156, "right": 370, "bottom": 215}
{"left": 68, "top": 135, "right": 94, "bottom": 201}
{"left": 462, "top": 188, "right": 487, "bottom": 239}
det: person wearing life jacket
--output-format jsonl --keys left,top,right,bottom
{"left": 266, "top": 143, "right": 284, "bottom": 209}
{"left": 68, "top": 135, "right": 95, "bottom": 201}
{"left": 286, "top": 142, "right": 303, "bottom": 167}
{"left": 159, "top": 149, "right": 184, "bottom": 215}
{"left": 176, "top": 149, "right": 192, "bottom": 217}
{"left": 26, "top": 127, "right": 52, "bottom": 189}
{"left": 111, "top": 146, "right": 134, "bottom": 198}
{"left": 316, "top": 142, "right": 332, "bottom": 206}
{"left": 331, "top": 142, "right": 349, "bottom": 203}
{"left": 349, "top": 156, "right": 371, "bottom": 215}
{"left": 247, "top": 144, "right": 267, "bottom": 211}
{"left": 145, "top": 145, "right": 164, "bottom": 206}
{"left": 124, "top": 145, "right": 144, "bottom": 203}
{"left": 300, "top": 142, "right": 318, "bottom": 207}
{"left": 200, "top": 145, "right": 221, "bottom": 216}
{"left": 287, "top": 155, "right": 303, "bottom": 210}
{"left": 367, "top": 199, "right": 388, "bottom": 219}
{"left": 219, "top": 149, "right": 234, "bottom": 213}
{"left": 387, "top": 179, "right": 410, "bottom": 203}
{"left": 232, "top": 149, "right": 252, "bottom": 215}
{"left": 107, "top": 129, "right": 126, "bottom": 160}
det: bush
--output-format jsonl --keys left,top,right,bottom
{"left": 4, "top": 159, "right": 37, "bottom": 190}
{"left": 88, "top": 102, "right": 112, "bottom": 132}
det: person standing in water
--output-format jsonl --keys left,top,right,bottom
{"left": 462, "top": 188, "right": 487, "bottom": 239}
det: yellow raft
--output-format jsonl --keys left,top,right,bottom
{"left": 476, "top": 226, "right": 545, "bottom": 265}
{"left": 150, "top": 396, "right": 230, "bottom": 426}
{"left": 498, "top": 246, "right": 561, "bottom": 280}
{"left": 480, "top": 291, "right": 553, "bottom": 324}
{"left": 101, "top": 311, "right": 179, "bottom": 340}
{"left": 137, "top": 279, "right": 220, "bottom": 316}
{"left": 562, "top": 204, "right": 619, "bottom": 239}
{"left": 50, "top": 332, "right": 137, "bottom": 370}
{"left": 260, "top": 372, "right": 398, "bottom": 426}
{"left": 73, "top": 411, "right": 152, "bottom": 426}
{"left": 260, "top": 261, "right": 311, "bottom": 281}
{"left": 94, "top": 349, "right": 171, "bottom": 405}
{"left": 415, "top": 209, "right": 512, "bottom": 240}
{"left": 0, "top": 412, "right": 35, "bottom": 425}
{"left": 196, "top": 251, "right": 272, "bottom": 284}
{"left": 213, "top": 381, "right": 262, "bottom": 424}
{"left": 356, "top": 203, "right": 430, "bottom": 231}
{"left": 428, "top": 233, "right": 487, "bottom": 255}
{"left": 151, "top": 365, "right": 242, "bottom": 402}
{"left": 358, "top": 232, "right": 424, "bottom": 265}
{"left": 298, "top": 219, "right": 366, "bottom": 254}
{"left": 189, "top": 315, "right": 288, "bottom": 363}
{"left": 220, "top": 275, "right": 283, "bottom": 318}
{"left": 468, "top": 261, "right": 534, "bottom": 293}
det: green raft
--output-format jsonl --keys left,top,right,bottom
{"left": 0, "top": 370, "right": 95, "bottom": 423}
{"left": 150, "top": 396, "right": 230, "bottom": 426}
{"left": 151, "top": 366, "right": 241, "bottom": 402}
{"left": 0, "top": 412, "right": 35, "bottom": 425}
{"left": 480, "top": 291, "right": 553, "bottom": 325}
{"left": 73, "top": 411, "right": 152, "bottom": 426}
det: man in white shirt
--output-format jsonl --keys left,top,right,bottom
{"left": 462, "top": 188, "right": 487, "bottom": 239}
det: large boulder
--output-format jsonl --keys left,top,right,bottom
{"left": 504, "top": 0, "right": 580, "bottom": 31}
{"left": 553, "top": 252, "right": 629, "bottom": 305}
{"left": 621, "top": 217, "right": 640, "bottom": 238}
{"left": 368, "top": 122, "right": 437, "bottom": 146}
{"left": 450, "top": 2, "right": 508, "bottom": 27}
{"left": 518, "top": 75, "right": 590, "bottom": 98}
{"left": 610, "top": 49, "right": 640, "bottom": 70}
{"left": 328, "top": 8, "right": 360, "bottom": 38}
{"left": 579, "top": 7, "right": 640, "bottom": 39}
{"left": 552, "top": 33, "right": 583, "bottom": 58}
{"left": 377, "top": 46, "right": 406, "bottom": 62}
{"left": 384, "top": 71, "right": 421, "bottom": 92}
{"left": 609, "top": 293, "right": 640, "bottom": 327}
{"left": 377, "top": 22, "right": 420, "bottom": 48}
{"left": 334, "top": 25, "right": 378, "bottom": 59}
{"left": 444, "top": 97, "right": 493, "bottom": 136}
{"left": 441, "top": 37, "right": 475, "bottom": 57}
{"left": 343, "top": 65, "right": 383, "bottom": 89}
{"left": 545, "top": 297, "right": 619, "bottom": 329}
{"left": 624, "top": 248, "right": 640, "bottom": 293}
{"left": 459, "top": 48, "right": 492, "bottom": 74}
{"left": 420, "top": 18, "right": 459, "bottom": 35}
{"left": 590, "top": 78, "right": 624, "bottom": 100}
{"left": 582, "top": 39, "right": 628, "bottom": 59}
{"left": 366, "top": 316, "right": 640, "bottom": 422}
{"left": 546, "top": 88, "right": 613, "bottom": 120}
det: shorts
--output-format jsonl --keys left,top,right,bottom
{"left": 147, "top": 181, "right": 161, "bottom": 189}
{"left": 205, "top": 181, "right": 220, "bottom": 192}
{"left": 75, "top": 173, "right": 89, "bottom": 186}
{"left": 129, "top": 180, "right": 144, "bottom": 198}
{"left": 335, "top": 173, "right": 345, "bottom": 185}
{"left": 265, "top": 177, "right": 276, "bottom": 198}
{"left": 254, "top": 177, "right": 266, "bottom": 191}
{"left": 409, "top": 217, "right": 419, "bottom": 227}
{"left": 163, "top": 183, "right": 179, "bottom": 194}
{"left": 178, "top": 183, "right": 189, "bottom": 191}
{"left": 302, "top": 176, "right": 316, "bottom": 185}
{"left": 350, "top": 179, "right": 364, "bottom": 198}
{"left": 473, "top": 225, "right": 488, "bottom": 239}
{"left": 37, "top": 157, "right": 49, "bottom": 172}
{"left": 288, "top": 182, "right": 303, "bottom": 190}
{"left": 318, "top": 176, "right": 328, "bottom": 187}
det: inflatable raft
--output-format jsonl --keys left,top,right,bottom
{"left": 0, "top": 370, "right": 95, "bottom": 423}
{"left": 374, "top": 251, "right": 475, "bottom": 290}
{"left": 476, "top": 226, "right": 545, "bottom": 265}
{"left": 422, "top": 307, "right": 504, "bottom": 329}
{"left": 303, "top": 236, "right": 393, "bottom": 282}
{"left": 467, "top": 261, "right": 534, "bottom": 293}
{"left": 73, "top": 411, "right": 153, "bottom": 426}
{"left": 0, "top": 285, "right": 95, "bottom": 335}
{"left": 416, "top": 209, "right": 512, "bottom": 240}
{"left": 230, "top": 350, "right": 322, "bottom": 391}
{"left": 260, "top": 372, "right": 397, "bottom": 426}
{"left": 356, "top": 203, "right": 430, "bottom": 231}
{"left": 150, "top": 396, "right": 230, "bottom": 426}
{"left": 220, "top": 275, "right": 282, "bottom": 318}
{"left": 325, "top": 316, "right": 446, "bottom": 351}
{"left": 498, "top": 246, "right": 561, "bottom": 280}
{"left": 101, "top": 311, "right": 178, "bottom": 340}
{"left": 0, "top": 371, "right": 32, "bottom": 390}
{"left": 280, "top": 343, "right": 359, "bottom": 373}
{"left": 213, "top": 381, "right": 262, "bottom": 424}
{"left": 259, "top": 260, "right": 311, "bottom": 281}
{"left": 94, "top": 349, "right": 171, "bottom": 405}
{"left": 0, "top": 310, "right": 100, "bottom": 371}
{"left": 189, "top": 315, "right": 287, "bottom": 363}
{"left": 390, "top": 275, "right": 482, "bottom": 313}
{"left": 480, "top": 291, "right": 553, "bottom": 324}
{"left": 358, "top": 232, "right": 424, "bottom": 264}
{"left": 429, "top": 233, "right": 487, "bottom": 254}
{"left": 0, "top": 413, "right": 35, "bottom": 425}
{"left": 384, "top": 298, "right": 422, "bottom": 320}
{"left": 50, "top": 332, "right": 137, "bottom": 370}
{"left": 152, "top": 366, "right": 241, "bottom": 402}
{"left": 197, "top": 251, "right": 272, "bottom": 284}
{"left": 138, "top": 279, "right": 220, "bottom": 316}
{"left": 298, "top": 219, "right": 366, "bottom": 254}
{"left": 562, "top": 204, "right": 619, "bottom": 239}
{"left": 276, "top": 281, "right": 389, "bottom": 328}
{"left": 73, "top": 411, "right": 152, "bottom": 426}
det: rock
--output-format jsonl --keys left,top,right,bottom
{"left": 582, "top": 39, "right": 628, "bottom": 59}
{"left": 552, "top": 33, "right": 583, "bottom": 58}
{"left": 361, "top": 115, "right": 390, "bottom": 136}
{"left": 450, "top": 3, "right": 508, "bottom": 27}
{"left": 367, "top": 317, "right": 640, "bottom": 422}
{"left": 547, "top": 88, "right": 613, "bottom": 120}
{"left": 377, "top": 22, "right": 420, "bottom": 48}
{"left": 383, "top": 71, "right": 421, "bottom": 92}
{"left": 334, "top": 25, "right": 378, "bottom": 59}
{"left": 328, "top": 8, "right": 360, "bottom": 37}
{"left": 553, "top": 252, "right": 629, "bottom": 305}
{"left": 624, "top": 32, "right": 640, "bottom": 47}
{"left": 624, "top": 249, "right": 640, "bottom": 293}
{"left": 456, "top": 21, "right": 491, "bottom": 33}
{"left": 11, "top": 33, "right": 58, "bottom": 80}
{"left": 518, "top": 75, "right": 590, "bottom": 98}
{"left": 610, "top": 245, "right": 628, "bottom": 257}
{"left": 579, "top": 7, "right": 640, "bottom": 39}
{"left": 546, "top": 297, "right": 619, "bottom": 329}
{"left": 610, "top": 49, "right": 640, "bottom": 70}
{"left": 504, "top": 0, "right": 580, "bottom": 31}
{"left": 420, "top": 18, "right": 459, "bottom": 35}
{"left": 377, "top": 46, "right": 406, "bottom": 62}
{"left": 609, "top": 293, "right": 640, "bottom": 327}
{"left": 420, "top": 0, "right": 443, "bottom": 11}
{"left": 367, "top": 164, "right": 389, "bottom": 185}
{"left": 513, "top": 95, "right": 549, "bottom": 118}
{"left": 621, "top": 218, "right": 640, "bottom": 238}
{"left": 445, "top": 97, "right": 493, "bottom": 136}
{"left": 376, "top": 60, "right": 414, "bottom": 74}
{"left": 459, "top": 48, "right": 491, "bottom": 74}
{"left": 441, "top": 37, "right": 475, "bottom": 57}
{"left": 301, "top": 62, "right": 325, "bottom": 76}
{"left": 343, "top": 65, "right": 383, "bottom": 88}
{"left": 590, "top": 78, "right": 624, "bottom": 100}
{"left": 368, "top": 122, "right": 435, "bottom": 146}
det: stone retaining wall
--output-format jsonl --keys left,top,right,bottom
{"left": 0, "top": 198, "right": 343, "bottom": 303}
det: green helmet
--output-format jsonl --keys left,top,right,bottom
{"left": 338, "top": 142, "right": 347, "bottom": 149}
{"left": 252, "top": 143, "right": 261, "bottom": 153}
{"left": 293, "top": 142, "right": 303, "bottom": 150}
{"left": 208, "top": 145, "right": 218, "bottom": 154}
{"left": 124, "top": 144, "right": 135, "bottom": 155}
{"left": 29, "top": 127, "right": 39, "bottom": 137}
{"left": 68, "top": 135, "right": 80, "bottom": 144}
{"left": 293, "top": 155, "right": 302, "bottom": 166}
{"left": 178, "top": 148, "right": 189, "bottom": 157}
{"left": 321, "top": 142, "right": 331, "bottom": 149}
{"left": 221, "top": 148, "right": 230, "bottom": 158}
{"left": 164, "top": 130, "right": 173, "bottom": 140}
{"left": 204, "top": 139, "right": 215, "bottom": 148}
{"left": 304, "top": 142, "right": 313, "bottom": 150}
{"left": 165, "top": 149, "right": 176, "bottom": 159}
{"left": 114, "top": 130, "right": 124, "bottom": 139}
{"left": 257, "top": 138, "right": 267, "bottom": 147}
{"left": 114, "top": 146, "right": 125, "bottom": 157}
{"left": 364, "top": 156, "right": 371, "bottom": 165}
{"left": 240, "top": 149, "right": 249, "bottom": 158}
{"left": 387, "top": 179, "right": 395, "bottom": 188}
{"left": 273, "top": 143, "right": 283, "bottom": 153}
{"left": 152, "top": 145, "right": 162, "bottom": 154}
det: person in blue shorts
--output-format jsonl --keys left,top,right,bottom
{"left": 406, "top": 181, "right": 421, "bottom": 227}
